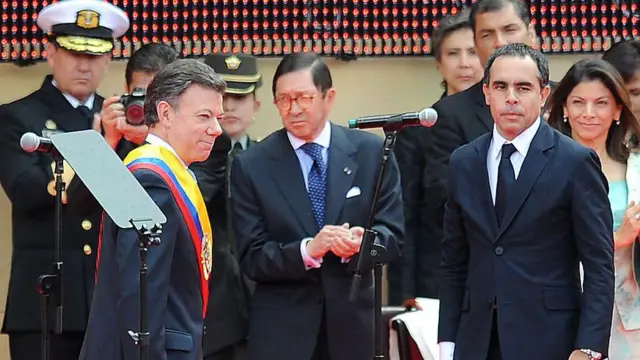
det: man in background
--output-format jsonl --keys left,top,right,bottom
{"left": 0, "top": 1, "right": 128, "bottom": 358}
{"left": 199, "top": 53, "right": 262, "bottom": 360}
{"left": 231, "top": 52, "right": 403, "bottom": 360}
{"left": 422, "top": 0, "right": 539, "bottom": 299}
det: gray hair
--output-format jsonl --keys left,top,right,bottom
{"left": 144, "top": 59, "right": 227, "bottom": 126}
{"left": 483, "top": 43, "right": 549, "bottom": 88}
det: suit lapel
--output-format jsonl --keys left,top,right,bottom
{"left": 497, "top": 123, "right": 554, "bottom": 238}
{"left": 470, "top": 83, "right": 494, "bottom": 132}
{"left": 38, "top": 75, "right": 99, "bottom": 133}
{"left": 324, "top": 124, "right": 358, "bottom": 226}
{"left": 473, "top": 134, "right": 499, "bottom": 236}
{"left": 268, "top": 130, "right": 318, "bottom": 235}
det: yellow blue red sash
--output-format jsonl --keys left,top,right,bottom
{"left": 121, "top": 144, "right": 213, "bottom": 317}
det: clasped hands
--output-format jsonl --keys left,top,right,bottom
{"left": 306, "top": 223, "right": 365, "bottom": 259}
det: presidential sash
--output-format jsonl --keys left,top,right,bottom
{"left": 122, "top": 144, "right": 213, "bottom": 317}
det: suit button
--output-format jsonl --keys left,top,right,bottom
{"left": 494, "top": 246, "right": 504, "bottom": 256}
{"left": 83, "top": 244, "right": 92, "bottom": 255}
{"left": 81, "top": 220, "right": 92, "bottom": 231}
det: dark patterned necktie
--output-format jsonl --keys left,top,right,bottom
{"left": 495, "top": 143, "right": 517, "bottom": 226}
{"left": 77, "top": 105, "right": 93, "bottom": 128}
{"left": 230, "top": 141, "right": 244, "bottom": 159}
{"left": 300, "top": 143, "right": 327, "bottom": 230}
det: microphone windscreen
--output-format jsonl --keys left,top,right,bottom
{"left": 20, "top": 132, "right": 40, "bottom": 153}
{"left": 418, "top": 108, "right": 438, "bottom": 127}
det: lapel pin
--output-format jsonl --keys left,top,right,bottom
{"left": 45, "top": 119, "right": 57, "bottom": 130}
{"left": 343, "top": 167, "right": 352, "bottom": 175}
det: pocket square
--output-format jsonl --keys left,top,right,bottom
{"left": 346, "top": 186, "right": 361, "bottom": 198}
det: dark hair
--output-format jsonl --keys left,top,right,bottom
{"left": 483, "top": 43, "right": 549, "bottom": 88}
{"left": 602, "top": 39, "right": 640, "bottom": 83}
{"left": 144, "top": 59, "right": 226, "bottom": 126}
{"left": 125, "top": 43, "right": 179, "bottom": 87}
{"left": 546, "top": 59, "right": 640, "bottom": 162}
{"left": 469, "top": 0, "right": 530, "bottom": 34}
{"left": 271, "top": 52, "right": 332, "bottom": 96}
{"left": 432, "top": 10, "right": 473, "bottom": 61}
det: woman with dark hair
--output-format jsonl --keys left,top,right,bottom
{"left": 603, "top": 39, "right": 640, "bottom": 122}
{"left": 432, "top": 9, "right": 484, "bottom": 97}
{"left": 547, "top": 58, "right": 640, "bottom": 359}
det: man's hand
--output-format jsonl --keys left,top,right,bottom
{"left": 307, "top": 225, "right": 353, "bottom": 259}
{"left": 568, "top": 350, "right": 595, "bottom": 360}
{"left": 100, "top": 96, "right": 149, "bottom": 149}
{"left": 330, "top": 223, "right": 363, "bottom": 258}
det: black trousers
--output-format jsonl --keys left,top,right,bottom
{"left": 204, "top": 341, "right": 247, "bottom": 360}
{"left": 312, "top": 306, "right": 330, "bottom": 360}
{"left": 487, "top": 311, "right": 503, "bottom": 360}
{"left": 9, "top": 332, "right": 84, "bottom": 360}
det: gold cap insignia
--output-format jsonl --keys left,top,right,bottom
{"left": 224, "top": 55, "right": 241, "bottom": 70}
{"left": 76, "top": 10, "right": 100, "bottom": 29}
{"left": 83, "top": 244, "right": 92, "bottom": 255}
{"left": 81, "top": 220, "right": 92, "bottom": 231}
{"left": 45, "top": 119, "right": 57, "bottom": 130}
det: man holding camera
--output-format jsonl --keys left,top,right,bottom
{"left": 79, "top": 58, "right": 226, "bottom": 360}
{"left": 0, "top": 1, "right": 129, "bottom": 359}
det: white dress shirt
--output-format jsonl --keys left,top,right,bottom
{"left": 438, "top": 119, "right": 540, "bottom": 360}
{"left": 51, "top": 79, "right": 95, "bottom": 110}
{"left": 144, "top": 133, "right": 196, "bottom": 181}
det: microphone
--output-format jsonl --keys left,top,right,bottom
{"left": 20, "top": 132, "right": 56, "bottom": 153}
{"left": 348, "top": 108, "right": 438, "bottom": 131}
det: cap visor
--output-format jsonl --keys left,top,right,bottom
{"left": 225, "top": 82, "right": 257, "bottom": 95}
{"left": 55, "top": 36, "right": 113, "bottom": 55}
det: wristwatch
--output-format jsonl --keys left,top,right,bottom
{"left": 579, "top": 349, "right": 602, "bottom": 360}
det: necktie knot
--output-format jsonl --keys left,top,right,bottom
{"left": 301, "top": 142, "right": 324, "bottom": 165}
{"left": 77, "top": 105, "right": 93, "bottom": 125}
{"left": 501, "top": 143, "right": 517, "bottom": 160}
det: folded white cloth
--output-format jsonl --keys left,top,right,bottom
{"left": 389, "top": 298, "right": 440, "bottom": 360}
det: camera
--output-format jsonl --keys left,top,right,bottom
{"left": 120, "top": 88, "right": 146, "bottom": 126}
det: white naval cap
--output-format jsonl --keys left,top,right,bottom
{"left": 37, "top": 0, "right": 130, "bottom": 55}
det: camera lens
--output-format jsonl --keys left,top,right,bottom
{"left": 125, "top": 103, "right": 145, "bottom": 126}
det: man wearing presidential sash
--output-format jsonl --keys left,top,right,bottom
{"left": 79, "top": 59, "right": 226, "bottom": 360}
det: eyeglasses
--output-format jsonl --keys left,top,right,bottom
{"left": 274, "top": 93, "right": 316, "bottom": 112}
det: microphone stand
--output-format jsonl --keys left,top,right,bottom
{"left": 37, "top": 152, "right": 65, "bottom": 360}
{"left": 128, "top": 220, "right": 162, "bottom": 360}
{"left": 349, "top": 127, "right": 398, "bottom": 360}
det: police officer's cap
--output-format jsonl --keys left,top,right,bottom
{"left": 204, "top": 53, "right": 262, "bottom": 95}
{"left": 37, "top": 0, "right": 130, "bottom": 55}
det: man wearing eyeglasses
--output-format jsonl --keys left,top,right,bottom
{"left": 229, "top": 52, "right": 404, "bottom": 360}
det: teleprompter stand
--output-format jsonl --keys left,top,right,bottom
{"left": 36, "top": 151, "right": 65, "bottom": 360}
{"left": 50, "top": 130, "right": 167, "bottom": 360}
{"left": 349, "top": 126, "right": 400, "bottom": 360}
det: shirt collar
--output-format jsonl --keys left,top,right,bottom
{"left": 145, "top": 133, "right": 189, "bottom": 170}
{"left": 231, "top": 135, "right": 249, "bottom": 151}
{"left": 51, "top": 78, "right": 95, "bottom": 109}
{"left": 287, "top": 121, "right": 332, "bottom": 150}
{"left": 490, "top": 118, "right": 541, "bottom": 160}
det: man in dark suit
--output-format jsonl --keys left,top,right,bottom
{"left": 438, "top": 43, "right": 614, "bottom": 360}
{"left": 0, "top": 1, "right": 129, "bottom": 359}
{"left": 422, "top": 0, "right": 550, "bottom": 300}
{"left": 231, "top": 52, "right": 404, "bottom": 360}
{"left": 199, "top": 53, "right": 263, "bottom": 360}
{"left": 79, "top": 59, "right": 226, "bottom": 360}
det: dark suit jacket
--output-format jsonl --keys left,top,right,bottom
{"left": 0, "top": 75, "right": 104, "bottom": 333}
{"left": 388, "top": 91, "right": 446, "bottom": 303}
{"left": 230, "top": 124, "right": 404, "bottom": 360}
{"left": 192, "top": 135, "right": 254, "bottom": 354}
{"left": 79, "top": 169, "right": 206, "bottom": 360}
{"left": 438, "top": 122, "right": 615, "bottom": 360}
{"left": 423, "top": 81, "right": 557, "bottom": 300}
